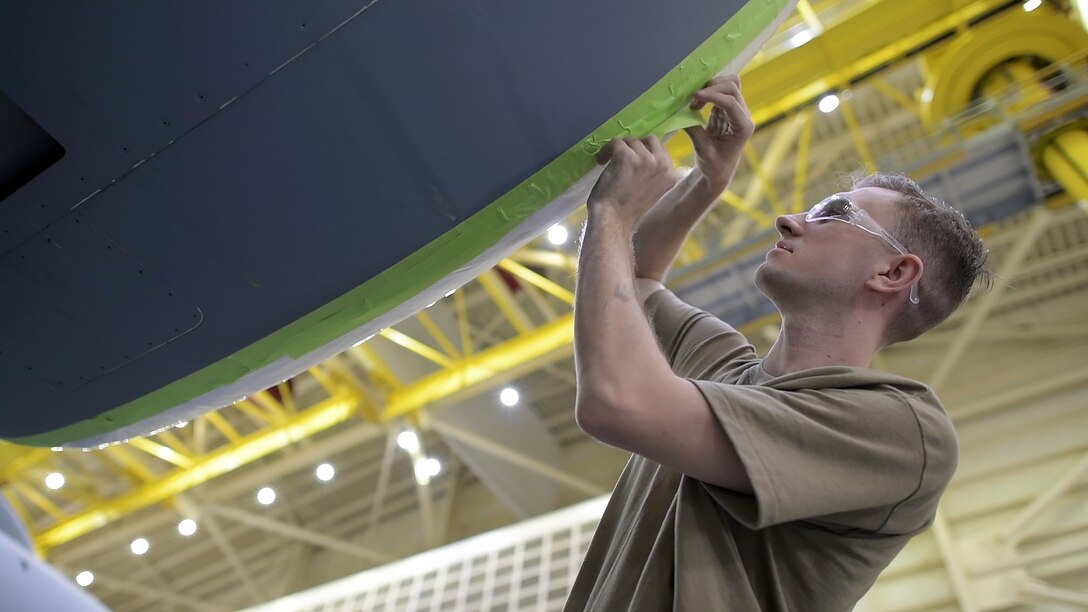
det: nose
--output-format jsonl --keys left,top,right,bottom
{"left": 775, "top": 213, "right": 805, "bottom": 237}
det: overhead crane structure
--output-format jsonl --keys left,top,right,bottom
{"left": 1, "top": 1, "right": 1087, "bottom": 610}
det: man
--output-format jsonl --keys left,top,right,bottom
{"left": 566, "top": 75, "right": 991, "bottom": 611}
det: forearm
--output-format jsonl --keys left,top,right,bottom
{"left": 632, "top": 167, "right": 727, "bottom": 282}
{"left": 574, "top": 212, "right": 673, "bottom": 417}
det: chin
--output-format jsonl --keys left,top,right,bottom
{"left": 753, "top": 265, "right": 777, "bottom": 302}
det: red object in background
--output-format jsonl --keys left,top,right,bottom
{"left": 495, "top": 267, "right": 522, "bottom": 293}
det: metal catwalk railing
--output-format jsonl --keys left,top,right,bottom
{"left": 244, "top": 496, "right": 609, "bottom": 612}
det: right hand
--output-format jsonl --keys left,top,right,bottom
{"left": 684, "top": 74, "right": 754, "bottom": 190}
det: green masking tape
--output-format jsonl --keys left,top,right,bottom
{"left": 653, "top": 106, "right": 707, "bottom": 137}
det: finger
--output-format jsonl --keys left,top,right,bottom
{"left": 643, "top": 135, "right": 669, "bottom": 161}
{"left": 697, "top": 91, "right": 747, "bottom": 123}
{"left": 683, "top": 125, "right": 710, "bottom": 150}
{"left": 691, "top": 82, "right": 740, "bottom": 111}
{"left": 596, "top": 138, "right": 626, "bottom": 165}
{"left": 625, "top": 136, "right": 649, "bottom": 157}
{"left": 708, "top": 74, "right": 740, "bottom": 88}
{"left": 696, "top": 77, "right": 740, "bottom": 96}
{"left": 694, "top": 81, "right": 741, "bottom": 105}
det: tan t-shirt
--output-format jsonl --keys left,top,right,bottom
{"left": 564, "top": 290, "right": 958, "bottom": 612}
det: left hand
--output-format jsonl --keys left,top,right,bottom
{"left": 586, "top": 136, "right": 677, "bottom": 231}
{"left": 684, "top": 74, "right": 754, "bottom": 190}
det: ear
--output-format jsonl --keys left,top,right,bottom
{"left": 866, "top": 254, "right": 923, "bottom": 300}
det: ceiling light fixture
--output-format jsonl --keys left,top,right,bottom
{"left": 414, "top": 457, "right": 441, "bottom": 485}
{"left": 397, "top": 430, "right": 420, "bottom": 453}
{"left": 45, "top": 472, "right": 65, "bottom": 490}
{"left": 818, "top": 93, "right": 840, "bottom": 113}
{"left": 547, "top": 224, "right": 569, "bottom": 246}
{"left": 75, "top": 571, "right": 94, "bottom": 587}
{"left": 177, "top": 519, "right": 197, "bottom": 537}
{"left": 788, "top": 29, "right": 813, "bottom": 48}
{"left": 130, "top": 538, "right": 149, "bottom": 555}
{"left": 499, "top": 387, "right": 520, "bottom": 407}
{"left": 257, "top": 486, "right": 276, "bottom": 505}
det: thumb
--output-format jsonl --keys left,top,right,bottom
{"left": 683, "top": 125, "right": 709, "bottom": 151}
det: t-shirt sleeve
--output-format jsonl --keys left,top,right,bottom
{"left": 643, "top": 289, "right": 758, "bottom": 379}
{"left": 690, "top": 381, "right": 932, "bottom": 531}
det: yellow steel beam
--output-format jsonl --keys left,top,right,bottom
{"left": 745, "top": 111, "right": 809, "bottom": 216}
{"left": 793, "top": 108, "right": 815, "bottom": 212}
{"left": 307, "top": 365, "right": 340, "bottom": 396}
{"left": 275, "top": 383, "right": 298, "bottom": 415}
{"left": 719, "top": 190, "right": 773, "bottom": 228}
{"left": 985, "top": 60, "right": 1062, "bottom": 117}
{"left": 232, "top": 400, "right": 275, "bottom": 428}
{"left": 381, "top": 314, "right": 574, "bottom": 422}
{"left": 644, "top": 0, "right": 1018, "bottom": 170}
{"left": 9, "top": 479, "right": 65, "bottom": 522}
{"left": 742, "top": 146, "right": 786, "bottom": 216}
{"left": 204, "top": 412, "right": 241, "bottom": 444}
{"left": 252, "top": 390, "right": 288, "bottom": 423}
{"left": 870, "top": 77, "right": 921, "bottom": 118}
{"left": 1041, "top": 128, "right": 1088, "bottom": 201}
{"left": 415, "top": 310, "right": 463, "bottom": 359}
{"left": 103, "top": 445, "right": 158, "bottom": 483}
{"left": 838, "top": 95, "right": 877, "bottom": 172}
{"left": 519, "top": 279, "right": 560, "bottom": 321}
{"left": 920, "top": 7, "right": 1087, "bottom": 127}
{"left": 34, "top": 392, "right": 360, "bottom": 552}
{"left": 454, "top": 288, "right": 474, "bottom": 360}
{"left": 349, "top": 345, "right": 404, "bottom": 392}
{"left": 154, "top": 431, "right": 192, "bottom": 457}
{"left": 322, "top": 356, "right": 381, "bottom": 422}
{"left": 478, "top": 270, "right": 534, "bottom": 334}
{"left": 497, "top": 259, "right": 575, "bottom": 304}
{"left": 192, "top": 417, "right": 208, "bottom": 455}
{"left": 0, "top": 445, "right": 53, "bottom": 485}
{"left": 378, "top": 328, "right": 454, "bottom": 369}
{"left": 795, "top": 0, "right": 824, "bottom": 34}
{"left": 509, "top": 249, "right": 578, "bottom": 273}
{"left": 127, "top": 437, "right": 194, "bottom": 469}
{"left": 2, "top": 487, "right": 31, "bottom": 529}
{"left": 743, "top": 0, "right": 1014, "bottom": 126}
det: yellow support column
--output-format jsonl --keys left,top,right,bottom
{"left": 1039, "top": 127, "right": 1088, "bottom": 201}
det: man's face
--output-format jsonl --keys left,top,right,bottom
{"left": 754, "top": 187, "right": 906, "bottom": 308}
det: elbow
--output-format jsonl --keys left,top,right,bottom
{"left": 574, "top": 384, "right": 624, "bottom": 441}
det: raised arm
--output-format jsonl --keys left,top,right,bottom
{"left": 633, "top": 75, "right": 754, "bottom": 291}
{"left": 573, "top": 135, "right": 753, "bottom": 493}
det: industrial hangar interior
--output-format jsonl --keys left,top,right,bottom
{"left": 2, "top": 0, "right": 1087, "bottom": 610}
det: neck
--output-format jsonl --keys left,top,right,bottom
{"left": 762, "top": 309, "right": 885, "bottom": 376}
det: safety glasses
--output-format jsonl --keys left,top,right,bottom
{"left": 805, "top": 195, "right": 920, "bottom": 305}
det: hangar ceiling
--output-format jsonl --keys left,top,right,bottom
{"left": 2, "top": 1, "right": 1087, "bottom": 610}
